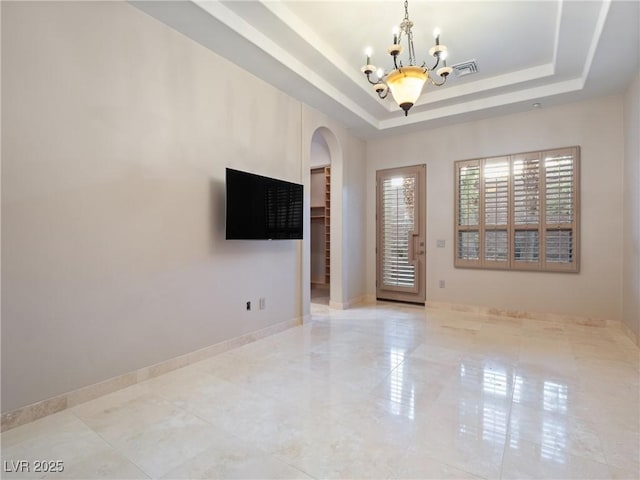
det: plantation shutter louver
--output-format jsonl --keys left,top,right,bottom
{"left": 455, "top": 160, "right": 481, "bottom": 267}
{"left": 543, "top": 148, "right": 578, "bottom": 271}
{"left": 513, "top": 152, "right": 541, "bottom": 269}
{"left": 483, "top": 157, "right": 509, "bottom": 267}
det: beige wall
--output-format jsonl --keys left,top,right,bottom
{"left": 340, "top": 126, "right": 367, "bottom": 305}
{"left": 1, "top": 1, "right": 366, "bottom": 412}
{"left": 623, "top": 74, "right": 640, "bottom": 339}
{"left": 366, "top": 96, "right": 625, "bottom": 321}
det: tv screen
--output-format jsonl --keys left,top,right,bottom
{"left": 225, "top": 168, "right": 303, "bottom": 240}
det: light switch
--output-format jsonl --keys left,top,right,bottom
{"left": 437, "top": 239, "right": 446, "bottom": 248}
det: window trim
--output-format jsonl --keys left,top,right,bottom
{"left": 454, "top": 146, "right": 580, "bottom": 273}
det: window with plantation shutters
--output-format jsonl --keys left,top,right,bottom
{"left": 454, "top": 147, "right": 579, "bottom": 272}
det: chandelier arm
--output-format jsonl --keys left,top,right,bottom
{"left": 365, "top": 73, "right": 380, "bottom": 86}
{"left": 428, "top": 56, "right": 441, "bottom": 72}
{"left": 428, "top": 76, "right": 447, "bottom": 87}
{"left": 378, "top": 90, "right": 389, "bottom": 99}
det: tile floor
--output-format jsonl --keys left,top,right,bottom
{"left": 2, "top": 303, "right": 639, "bottom": 479}
{"left": 310, "top": 284, "right": 330, "bottom": 306}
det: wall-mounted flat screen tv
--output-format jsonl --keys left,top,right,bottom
{"left": 225, "top": 168, "right": 303, "bottom": 240}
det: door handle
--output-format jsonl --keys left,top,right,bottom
{"left": 408, "top": 232, "right": 420, "bottom": 263}
{"left": 408, "top": 231, "right": 415, "bottom": 262}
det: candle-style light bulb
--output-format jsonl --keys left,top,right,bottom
{"left": 365, "top": 47, "right": 373, "bottom": 64}
{"left": 433, "top": 27, "right": 441, "bottom": 45}
{"left": 376, "top": 68, "right": 384, "bottom": 79}
{"left": 392, "top": 26, "right": 399, "bottom": 45}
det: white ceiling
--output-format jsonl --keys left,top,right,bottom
{"left": 133, "top": 0, "right": 640, "bottom": 138}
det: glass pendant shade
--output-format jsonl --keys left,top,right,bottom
{"left": 386, "top": 66, "right": 428, "bottom": 115}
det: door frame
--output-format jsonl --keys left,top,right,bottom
{"left": 376, "top": 164, "right": 426, "bottom": 304}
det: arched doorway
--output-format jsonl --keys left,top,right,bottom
{"left": 309, "top": 132, "right": 331, "bottom": 305}
{"left": 306, "top": 126, "right": 342, "bottom": 311}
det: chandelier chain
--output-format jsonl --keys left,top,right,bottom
{"left": 401, "top": 0, "right": 416, "bottom": 65}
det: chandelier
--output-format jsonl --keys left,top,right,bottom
{"left": 361, "top": 0, "right": 453, "bottom": 116}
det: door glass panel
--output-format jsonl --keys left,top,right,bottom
{"left": 381, "top": 176, "right": 416, "bottom": 288}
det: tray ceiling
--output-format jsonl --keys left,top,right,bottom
{"left": 133, "top": 0, "right": 640, "bottom": 137}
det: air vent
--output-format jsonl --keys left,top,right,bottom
{"left": 451, "top": 59, "right": 478, "bottom": 77}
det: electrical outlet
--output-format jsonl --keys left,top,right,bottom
{"left": 439, "top": 280, "right": 445, "bottom": 288}
{"left": 246, "top": 301, "right": 251, "bottom": 311}
{"left": 259, "top": 297, "right": 266, "bottom": 310}
{"left": 437, "top": 239, "right": 446, "bottom": 248}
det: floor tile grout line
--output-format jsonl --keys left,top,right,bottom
{"left": 67, "top": 409, "right": 153, "bottom": 479}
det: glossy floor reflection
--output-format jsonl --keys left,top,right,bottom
{"left": 2, "top": 304, "right": 639, "bottom": 479}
